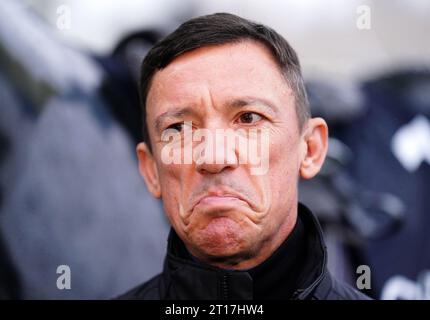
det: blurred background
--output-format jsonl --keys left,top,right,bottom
{"left": 0, "top": 0, "right": 429, "bottom": 299}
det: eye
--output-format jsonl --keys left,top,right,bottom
{"left": 166, "top": 122, "right": 184, "bottom": 132}
{"left": 238, "top": 112, "right": 263, "bottom": 124}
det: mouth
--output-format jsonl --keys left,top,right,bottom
{"left": 198, "top": 195, "right": 246, "bottom": 206}
{"left": 192, "top": 188, "right": 250, "bottom": 211}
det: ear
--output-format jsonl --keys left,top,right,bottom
{"left": 136, "top": 142, "right": 161, "bottom": 198}
{"left": 299, "top": 117, "right": 329, "bottom": 180}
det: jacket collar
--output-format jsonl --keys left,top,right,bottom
{"left": 160, "top": 203, "right": 330, "bottom": 300}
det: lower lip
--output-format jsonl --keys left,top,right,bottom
{"left": 197, "top": 196, "right": 247, "bottom": 207}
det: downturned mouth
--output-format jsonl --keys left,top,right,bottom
{"left": 198, "top": 195, "right": 244, "bottom": 205}
{"left": 193, "top": 189, "right": 250, "bottom": 210}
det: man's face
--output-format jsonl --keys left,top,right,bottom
{"left": 138, "top": 41, "right": 327, "bottom": 269}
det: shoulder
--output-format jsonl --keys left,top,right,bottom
{"left": 115, "top": 274, "right": 163, "bottom": 300}
{"left": 326, "top": 277, "right": 372, "bottom": 300}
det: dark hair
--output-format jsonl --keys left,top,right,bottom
{"left": 140, "top": 12, "right": 310, "bottom": 148}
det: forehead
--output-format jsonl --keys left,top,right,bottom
{"left": 146, "top": 40, "right": 293, "bottom": 118}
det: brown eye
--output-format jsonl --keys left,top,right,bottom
{"left": 239, "top": 112, "right": 262, "bottom": 124}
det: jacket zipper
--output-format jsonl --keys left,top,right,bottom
{"left": 221, "top": 274, "right": 229, "bottom": 300}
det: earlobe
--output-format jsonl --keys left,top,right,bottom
{"left": 300, "top": 118, "right": 329, "bottom": 180}
{"left": 136, "top": 142, "right": 162, "bottom": 198}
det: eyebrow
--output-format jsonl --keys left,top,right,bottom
{"left": 153, "top": 97, "right": 278, "bottom": 133}
{"left": 154, "top": 107, "right": 197, "bottom": 133}
{"left": 226, "top": 97, "right": 278, "bottom": 115}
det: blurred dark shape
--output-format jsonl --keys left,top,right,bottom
{"left": 0, "top": 233, "right": 20, "bottom": 299}
{"left": 0, "top": 0, "right": 169, "bottom": 299}
{"left": 340, "top": 68, "right": 430, "bottom": 299}
{"left": 305, "top": 79, "right": 366, "bottom": 125}
{"left": 0, "top": 130, "right": 21, "bottom": 299}
{"left": 303, "top": 79, "right": 405, "bottom": 239}
{"left": 301, "top": 78, "right": 408, "bottom": 297}
{"left": 94, "top": 30, "right": 165, "bottom": 145}
{"left": 112, "top": 30, "right": 164, "bottom": 82}
{"left": 368, "top": 69, "right": 430, "bottom": 116}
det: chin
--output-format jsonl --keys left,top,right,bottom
{"left": 189, "top": 216, "right": 251, "bottom": 258}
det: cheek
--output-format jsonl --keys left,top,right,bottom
{"left": 155, "top": 160, "right": 180, "bottom": 204}
{"left": 266, "top": 131, "right": 301, "bottom": 203}
{"left": 270, "top": 125, "right": 301, "bottom": 174}
{"left": 157, "top": 162, "right": 194, "bottom": 223}
{"left": 155, "top": 145, "right": 190, "bottom": 190}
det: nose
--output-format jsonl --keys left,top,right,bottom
{"left": 195, "top": 129, "right": 239, "bottom": 174}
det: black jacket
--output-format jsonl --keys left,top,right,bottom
{"left": 118, "top": 203, "right": 371, "bottom": 300}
